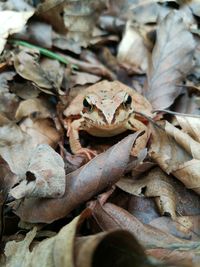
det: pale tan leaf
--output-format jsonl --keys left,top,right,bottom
{"left": 10, "top": 144, "right": 65, "bottom": 199}
{"left": 149, "top": 124, "right": 191, "bottom": 174}
{"left": 117, "top": 21, "right": 149, "bottom": 74}
{"left": 165, "top": 121, "right": 200, "bottom": 160}
{"left": 70, "top": 71, "right": 101, "bottom": 87}
{"left": 4, "top": 212, "right": 83, "bottom": 267}
{"left": 15, "top": 98, "right": 51, "bottom": 121}
{"left": 149, "top": 124, "right": 200, "bottom": 194}
{"left": 0, "top": 11, "right": 34, "bottom": 54}
{"left": 117, "top": 168, "right": 177, "bottom": 219}
{"left": 0, "top": 123, "right": 35, "bottom": 179}
{"left": 20, "top": 118, "right": 60, "bottom": 149}
{"left": 4, "top": 227, "right": 37, "bottom": 267}
{"left": 176, "top": 115, "right": 200, "bottom": 143}
{"left": 173, "top": 159, "right": 200, "bottom": 194}
{"left": 146, "top": 11, "right": 195, "bottom": 109}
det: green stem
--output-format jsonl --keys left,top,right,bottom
{"left": 9, "top": 39, "right": 78, "bottom": 69}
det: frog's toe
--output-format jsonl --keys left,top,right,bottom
{"left": 76, "top": 148, "right": 97, "bottom": 161}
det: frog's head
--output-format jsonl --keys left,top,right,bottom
{"left": 81, "top": 90, "right": 134, "bottom": 127}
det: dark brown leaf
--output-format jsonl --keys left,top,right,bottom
{"left": 89, "top": 200, "right": 197, "bottom": 249}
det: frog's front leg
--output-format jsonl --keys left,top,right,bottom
{"left": 66, "top": 118, "right": 97, "bottom": 160}
{"left": 126, "top": 117, "right": 150, "bottom": 156}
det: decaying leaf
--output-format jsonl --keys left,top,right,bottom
{"left": 70, "top": 71, "right": 101, "bottom": 87}
{"left": 37, "top": 0, "right": 106, "bottom": 48}
{"left": 20, "top": 118, "right": 60, "bottom": 149}
{"left": 0, "top": 71, "right": 19, "bottom": 120}
{"left": 10, "top": 144, "right": 65, "bottom": 199}
{"left": 175, "top": 115, "right": 200, "bottom": 143}
{"left": 117, "top": 168, "right": 177, "bottom": 219}
{"left": 165, "top": 120, "right": 200, "bottom": 160}
{"left": 146, "top": 11, "right": 195, "bottom": 109}
{"left": 16, "top": 21, "right": 53, "bottom": 48}
{"left": 75, "top": 230, "right": 150, "bottom": 267}
{"left": 14, "top": 48, "right": 64, "bottom": 94}
{"left": 149, "top": 215, "right": 200, "bottom": 241}
{"left": 0, "top": 10, "right": 34, "bottom": 54}
{"left": 0, "top": 123, "right": 35, "bottom": 179}
{"left": 1, "top": 2, "right": 200, "bottom": 267}
{"left": 117, "top": 20, "right": 150, "bottom": 74}
{"left": 4, "top": 209, "right": 151, "bottom": 267}
{"left": 89, "top": 200, "right": 196, "bottom": 249}
{"left": 4, "top": 212, "right": 85, "bottom": 267}
{"left": 15, "top": 98, "right": 51, "bottom": 121}
{"left": 149, "top": 123, "right": 200, "bottom": 194}
{"left": 12, "top": 133, "right": 140, "bottom": 223}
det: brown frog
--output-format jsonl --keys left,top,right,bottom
{"left": 64, "top": 80, "right": 153, "bottom": 159}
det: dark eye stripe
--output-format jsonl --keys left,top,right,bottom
{"left": 83, "top": 98, "right": 93, "bottom": 111}
{"left": 125, "top": 95, "right": 132, "bottom": 105}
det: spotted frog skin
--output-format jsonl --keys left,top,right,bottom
{"left": 64, "top": 80, "right": 153, "bottom": 159}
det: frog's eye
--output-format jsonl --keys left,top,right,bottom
{"left": 124, "top": 94, "right": 132, "bottom": 107}
{"left": 83, "top": 98, "right": 93, "bottom": 111}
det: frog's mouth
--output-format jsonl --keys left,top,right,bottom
{"left": 81, "top": 107, "right": 133, "bottom": 127}
{"left": 82, "top": 114, "right": 132, "bottom": 129}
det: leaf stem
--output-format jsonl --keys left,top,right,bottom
{"left": 9, "top": 39, "right": 78, "bottom": 69}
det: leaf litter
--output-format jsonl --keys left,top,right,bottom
{"left": 0, "top": 1, "right": 200, "bottom": 267}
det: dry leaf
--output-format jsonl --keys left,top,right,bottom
{"left": 117, "top": 21, "right": 150, "bottom": 74}
{"left": 16, "top": 21, "right": 52, "bottom": 48}
{"left": 89, "top": 200, "right": 195, "bottom": 249}
{"left": 75, "top": 230, "right": 149, "bottom": 267}
{"left": 147, "top": 247, "right": 200, "bottom": 267}
{"left": 175, "top": 115, "right": 200, "bottom": 143}
{"left": 15, "top": 98, "right": 51, "bottom": 121}
{"left": 10, "top": 144, "right": 65, "bottom": 199}
{"left": 4, "top": 209, "right": 151, "bottom": 267}
{"left": 40, "top": 58, "right": 64, "bottom": 93}
{"left": 146, "top": 11, "right": 195, "bottom": 109}
{"left": 37, "top": 0, "right": 106, "bottom": 48}
{"left": 70, "top": 71, "right": 101, "bottom": 87}
{"left": 0, "top": 10, "right": 34, "bottom": 54}
{"left": 12, "top": 133, "right": 140, "bottom": 223}
{"left": 149, "top": 123, "right": 200, "bottom": 194}
{"left": 4, "top": 211, "right": 88, "bottom": 267}
{"left": 14, "top": 49, "right": 64, "bottom": 94}
{"left": 10, "top": 81, "right": 40, "bottom": 100}
{"left": 58, "top": 53, "right": 116, "bottom": 80}
{"left": 165, "top": 121, "right": 200, "bottom": 160}
{"left": 0, "top": 71, "right": 19, "bottom": 120}
{"left": 0, "top": 123, "right": 35, "bottom": 179}
{"left": 20, "top": 118, "right": 60, "bottom": 148}
{"left": 117, "top": 168, "right": 177, "bottom": 219}
{"left": 149, "top": 215, "right": 200, "bottom": 241}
